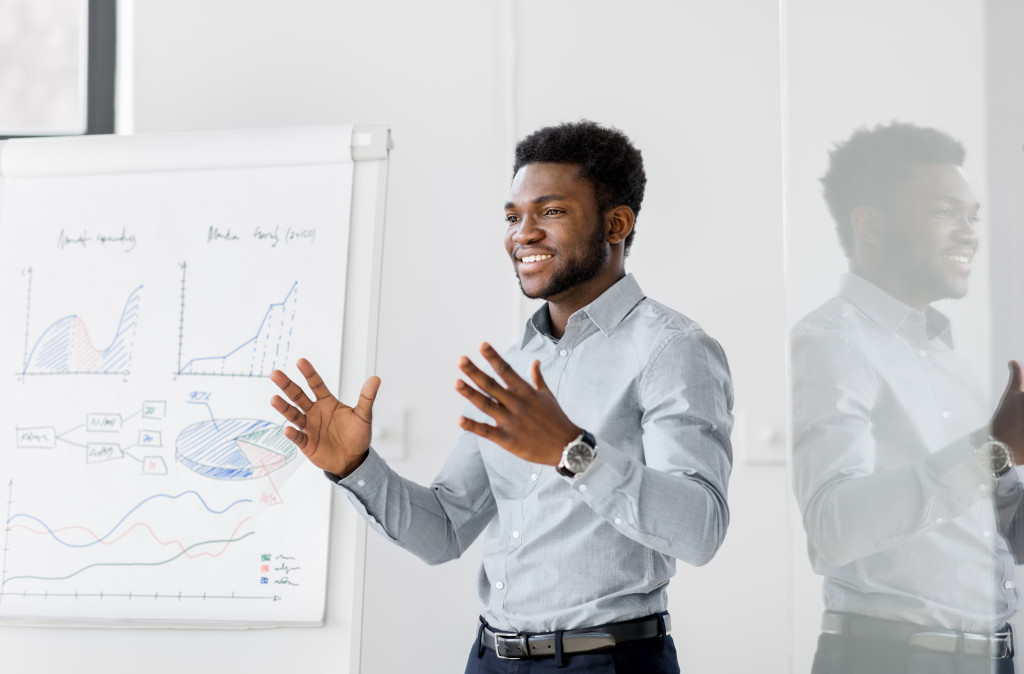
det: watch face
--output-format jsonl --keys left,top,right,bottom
{"left": 978, "top": 440, "right": 1013, "bottom": 476}
{"left": 566, "top": 442, "right": 594, "bottom": 472}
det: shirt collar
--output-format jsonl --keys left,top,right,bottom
{"left": 521, "top": 273, "right": 646, "bottom": 348}
{"left": 838, "top": 272, "right": 952, "bottom": 344}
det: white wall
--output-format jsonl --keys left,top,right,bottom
{"left": 0, "top": 1, "right": 1012, "bottom": 673}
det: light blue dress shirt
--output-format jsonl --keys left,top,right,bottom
{"left": 333, "top": 274, "right": 734, "bottom": 632}
{"left": 791, "top": 273, "right": 1024, "bottom": 631}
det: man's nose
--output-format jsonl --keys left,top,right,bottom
{"left": 953, "top": 215, "right": 979, "bottom": 247}
{"left": 511, "top": 216, "right": 542, "bottom": 244}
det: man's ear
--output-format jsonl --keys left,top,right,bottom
{"left": 606, "top": 206, "right": 635, "bottom": 245}
{"left": 850, "top": 205, "right": 885, "bottom": 244}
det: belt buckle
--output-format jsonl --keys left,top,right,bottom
{"left": 493, "top": 631, "right": 530, "bottom": 660}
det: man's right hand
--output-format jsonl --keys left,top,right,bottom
{"left": 270, "top": 358, "right": 381, "bottom": 478}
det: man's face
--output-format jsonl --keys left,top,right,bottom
{"left": 504, "top": 162, "right": 608, "bottom": 300}
{"left": 879, "top": 163, "right": 980, "bottom": 307}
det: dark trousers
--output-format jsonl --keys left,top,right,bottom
{"left": 812, "top": 632, "right": 1016, "bottom": 674}
{"left": 465, "top": 634, "right": 680, "bottom": 673}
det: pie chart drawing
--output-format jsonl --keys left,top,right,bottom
{"left": 175, "top": 419, "right": 297, "bottom": 480}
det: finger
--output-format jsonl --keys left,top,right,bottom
{"left": 479, "top": 342, "right": 529, "bottom": 392}
{"left": 530, "top": 360, "right": 549, "bottom": 393}
{"left": 270, "top": 395, "right": 306, "bottom": 428}
{"left": 458, "top": 415, "right": 506, "bottom": 443}
{"left": 282, "top": 424, "right": 308, "bottom": 449}
{"left": 455, "top": 379, "right": 505, "bottom": 421}
{"left": 296, "top": 358, "right": 337, "bottom": 402}
{"left": 458, "top": 356, "right": 513, "bottom": 407}
{"left": 272, "top": 369, "right": 315, "bottom": 413}
{"left": 353, "top": 376, "right": 382, "bottom": 423}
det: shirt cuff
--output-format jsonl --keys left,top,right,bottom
{"left": 921, "top": 427, "right": 996, "bottom": 504}
{"left": 324, "top": 446, "right": 385, "bottom": 494}
{"left": 571, "top": 440, "right": 628, "bottom": 500}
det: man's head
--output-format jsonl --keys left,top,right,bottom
{"left": 506, "top": 121, "right": 645, "bottom": 301}
{"left": 821, "top": 122, "right": 980, "bottom": 309}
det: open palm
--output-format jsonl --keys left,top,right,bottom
{"left": 270, "top": 358, "right": 381, "bottom": 477}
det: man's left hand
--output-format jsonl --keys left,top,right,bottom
{"left": 456, "top": 342, "right": 581, "bottom": 465}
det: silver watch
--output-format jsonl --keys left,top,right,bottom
{"left": 557, "top": 430, "right": 597, "bottom": 478}
{"left": 975, "top": 438, "right": 1014, "bottom": 478}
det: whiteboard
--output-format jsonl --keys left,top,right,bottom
{"left": 0, "top": 126, "right": 388, "bottom": 635}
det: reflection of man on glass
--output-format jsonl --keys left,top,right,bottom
{"left": 791, "top": 122, "right": 1024, "bottom": 674}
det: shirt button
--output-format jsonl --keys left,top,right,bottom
{"left": 1005, "top": 581, "right": 1016, "bottom": 590}
{"left": 614, "top": 517, "right": 623, "bottom": 526}
{"left": 941, "top": 411, "right": 952, "bottom": 419}
{"left": 495, "top": 581, "right": 505, "bottom": 590}
{"left": 578, "top": 484, "right": 588, "bottom": 493}
{"left": 918, "top": 349, "right": 927, "bottom": 357}
{"left": 935, "top": 518, "right": 945, "bottom": 525}
{"left": 530, "top": 473, "right": 538, "bottom": 482}
{"left": 984, "top": 530, "right": 994, "bottom": 538}
{"left": 512, "top": 530, "right": 520, "bottom": 539}
{"left": 559, "top": 349, "right": 568, "bottom": 357}
{"left": 979, "top": 484, "right": 991, "bottom": 493}
{"left": 356, "top": 479, "right": 366, "bottom": 487}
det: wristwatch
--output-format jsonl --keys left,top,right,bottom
{"left": 975, "top": 437, "right": 1014, "bottom": 478}
{"left": 557, "top": 430, "right": 597, "bottom": 478}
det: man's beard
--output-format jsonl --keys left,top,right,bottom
{"left": 515, "top": 224, "right": 608, "bottom": 299}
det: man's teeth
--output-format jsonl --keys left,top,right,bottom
{"left": 521, "top": 254, "right": 552, "bottom": 263}
{"left": 945, "top": 254, "right": 971, "bottom": 264}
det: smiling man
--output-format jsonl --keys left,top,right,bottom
{"left": 790, "top": 122, "right": 1024, "bottom": 674}
{"left": 270, "top": 120, "right": 734, "bottom": 673}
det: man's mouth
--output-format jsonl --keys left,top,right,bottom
{"left": 520, "top": 254, "right": 553, "bottom": 264}
{"left": 941, "top": 249, "right": 975, "bottom": 274}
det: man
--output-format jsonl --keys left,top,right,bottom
{"left": 791, "top": 122, "right": 1024, "bottom": 674}
{"left": 270, "top": 120, "right": 733, "bottom": 672}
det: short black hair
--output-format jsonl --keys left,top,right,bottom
{"left": 821, "top": 121, "right": 966, "bottom": 256}
{"left": 513, "top": 120, "right": 646, "bottom": 254}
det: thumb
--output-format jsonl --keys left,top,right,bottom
{"left": 530, "top": 360, "right": 549, "bottom": 392}
{"left": 354, "top": 375, "right": 382, "bottom": 422}
{"left": 1003, "top": 361, "right": 1023, "bottom": 400}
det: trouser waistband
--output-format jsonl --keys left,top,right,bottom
{"left": 478, "top": 612, "right": 671, "bottom": 660}
{"left": 821, "top": 611, "right": 1014, "bottom": 660}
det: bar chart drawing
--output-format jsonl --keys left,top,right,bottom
{"left": 20, "top": 283, "right": 143, "bottom": 376}
{"left": 176, "top": 269, "right": 298, "bottom": 378}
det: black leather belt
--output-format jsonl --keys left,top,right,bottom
{"left": 821, "top": 611, "right": 1014, "bottom": 660}
{"left": 481, "top": 613, "right": 670, "bottom": 660}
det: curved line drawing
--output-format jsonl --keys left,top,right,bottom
{"left": 6, "top": 491, "right": 251, "bottom": 548}
{"left": 1, "top": 530, "right": 257, "bottom": 587}
{"left": 176, "top": 419, "right": 297, "bottom": 480}
{"left": 22, "top": 285, "right": 143, "bottom": 375}
{"left": 10, "top": 516, "right": 254, "bottom": 555}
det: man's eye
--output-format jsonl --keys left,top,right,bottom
{"left": 931, "top": 207, "right": 953, "bottom": 218}
{"left": 505, "top": 214, "right": 519, "bottom": 225}
{"left": 544, "top": 208, "right": 562, "bottom": 216}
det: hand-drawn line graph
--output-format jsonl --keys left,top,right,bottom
{"left": 0, "top": 485, "right": 274, "bottom": 602}
{"left": 175, "top": 261, "right": 298, "bottom": 377}
{"left": 19, "top": 269, "right": 143, "bottom": 377}
{"left": 176, "top": 418, "right": 297, "bottom": 480}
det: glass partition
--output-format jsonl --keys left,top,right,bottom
{"left": 783, "top": 1, "right": 1024, "bottom": 671}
